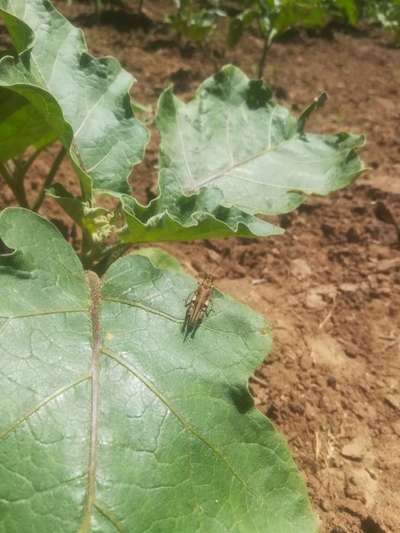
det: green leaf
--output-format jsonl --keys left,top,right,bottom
{"left": 0, "top": 88, "right": 56, "bottom": 161}
{"left": 168, "top": 6, "right": 219, "bottom": 42}
{"left": 156, "top": 65, "right": 364, "bottom": 217}
{"left": 228, "top": 16, "right": 245, "bottom": 47}
{"left": 331, "top": 0, "right": 359, "bottom": 25}
{"left": 132, "top": 247, "right": 184, "bottom": 272}
{"left": 260, "top": 0, "right": 330, "bottom": 35}
{"left": 118, "top": 65, "right": 363, "bottom": 244}
{"left": 228, "top": 9, "right": 257, "bottom": 47}
{"left": 0, "top": 0, "right": 148, "bottom": 196}
{"left": 120, "top": 193, "right": 283, "bottom": 243}
{"left": 0, "top": 208, "right": 317, "bottom": 532}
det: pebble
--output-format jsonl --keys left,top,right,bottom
{"left": 341, "top": 436, "right": 368, "bottom": 461}
{"left": 344, "top": 468, "right": 377, "bottom": 507}
{"left": 384, "top": 393, "right": 400, "bottom": 410}
{"left": 391, "top": 421, "right": 400, "bottom": 437}
{"left": 290, "top": 258, "right": 312, "bottom": 280}
{"left": 306, "top": 284, "right": 337, "bottom": 309}
{"left": 339, "top": 282, "right": 359, "bottom": 293}
{"left": 376, "top": 257, "right": 400, "bottom": 273}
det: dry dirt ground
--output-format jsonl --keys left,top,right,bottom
{"left": 1, "top": 1, "right": 400, "bottom": 531}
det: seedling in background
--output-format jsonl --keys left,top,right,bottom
{"left": 227, "top": 0, "right": 330, "bottom": 78}
{"left": 168, "top": 0, "right": 224, "bottom": 45}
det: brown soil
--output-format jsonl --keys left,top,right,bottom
{"left": 1, "top": 2, "right": 400, "bottom": 531}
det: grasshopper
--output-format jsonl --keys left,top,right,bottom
{"left": 183, "top": 274, "right": 214, "bottom": 338}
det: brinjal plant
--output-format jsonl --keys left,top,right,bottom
{"left": 227, "top": 0, "right": 330, "bottom": 78}
{"left": 168, "top": 0, "right": 225, "bottom": 44}
{"left": 226, "top": 0, "right": 362, "bottom": 78}
{"left": 0, "top": 0, "right": 364, "bottom": 531}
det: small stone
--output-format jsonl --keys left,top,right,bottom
{"left": 376, "top": 257, "right": 400, "bottom": 273}
{"left": 327, "top": 376, "right": 337, "bottom": 388}
{"left": 299, "top": 355, "right": 313, "bottom": 371}
{"left": 309, "top": 332, "right": 347, "bottom": 368}
{"left": 341, "top": 436, "right": 368, "bottom": 461}
{"left": 306, "top": 291, "right": 326, "bottom": 309}
{"left": 288, "top": 402, "right": 304, "bottom": 415}
{"left": 339, "top": 283, "right": 359, "bottom": 293}
{"left": 344, "top": 468, "right": 377, "bottom": 506}
{"left": 391, "top": 420, "right": 400, "bottom": 437}
{"left": 306, "top": 284, "right": 337, "bottom": 309}
{"left": 321, "top": 223, "right": 335, "bottom": 238}
{"left": 207, "top": 249, "right": 220, "bottom": 262}
{"left": 320, "top": 499, "right": 330, "bottom": 512}
{"left": 343, "top": 341, "right": 358, "bottom": 359}
{"left": 369, "top": 243, "right": 392, "bottom": 259}
{"left": 290, "top": 258, "right": 312, "bottom": 280}
{"left": 360, "top": 516, "right": 387, "bottom": 533}
{"left": 385, "top": 393, "right": 400, "bottom": 410}
{"left": 346, "top": 227, "right": 360, "bottom": 242}
{"left": 304, "top": 403, "right": 316, "bottom": 421}
{"left": 377, "top": 286, "right": 391, "bottom": 297}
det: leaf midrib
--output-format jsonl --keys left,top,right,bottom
{"left": 79, "top": 272, "right": 102, "bottom": 532}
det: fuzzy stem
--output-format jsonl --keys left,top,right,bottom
{"left": 32, "top": 146, "right": 66, "bottom": 211}
{"left": 257, "top": 37, "right": 270, "bottom": 79}
{"left": 0, "top": 161, "right": 29, "bottom": 207}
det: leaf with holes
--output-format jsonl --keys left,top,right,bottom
{"left": 0, "top": 0, "right": 148, "bottom": 197}
{"left": 0, "top": 208, "right": 317, "bottom": 532}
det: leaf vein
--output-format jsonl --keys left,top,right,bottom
{"left": 102, "top": 348, "right": 255, "bottom": 497}
{"left": 0, "top": 374, "right": 90, "bottom": 442}
{"left": 0, "top": 307, "right": 88, "bottom": 320}
{"left": 103, "top": 297, "right": 181, "bottom": 323}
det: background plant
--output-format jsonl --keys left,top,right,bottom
{"left": 167, "top": 0, "right": 225, "bottom": 44}
{"left": 226, "top": 0, "right": 361, "bottom": 78}
{"left": 365, "top": 0, "right": 400, "bottom": 41}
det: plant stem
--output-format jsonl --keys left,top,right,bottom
{"left": 21, "top": 146, "right": 46, "bottom": 176}
{"left": 32, "top": 146, "right": 66, "bottom": 211}
{"left": 94, "top": 0, "right": 101, "bottom": 22}
{"left": 0, "top": 161, "right": 29, "bottom": 208}
{"left": 90, "top": 243, "right": 129, "bottom": 276}
{"left": 257, "top": 37, "right": 270, "bottom": 79}
{"left": 138, "top": 0, "right": 144, "bottom": 14}
{"left": 0, "top": 162, "right": 15, "bottom": 190}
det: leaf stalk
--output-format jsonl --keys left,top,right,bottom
{"left": 32, "top": 145, "right": 66, "bottom": 211}
{"left": 0, "top": 161, "right": 29, "bottom": 208}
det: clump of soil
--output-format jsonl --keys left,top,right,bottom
{"left": 1, "top": 1, "right": 399, "bottom": 530}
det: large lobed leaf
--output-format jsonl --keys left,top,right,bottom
{"left": 120, "top": 65, "right": 364, "bottom": 243}
{"left": 0, "top": 0, "right": 148, "bottom": 196}
{"left": 0, "top": 208, "right": 317, "bottom": 532}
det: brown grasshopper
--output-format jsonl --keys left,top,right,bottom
{"left": 183, "top": 274, "right": 214, "bottom": 338}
